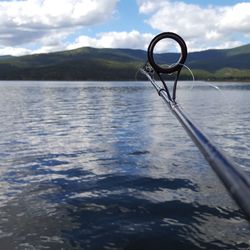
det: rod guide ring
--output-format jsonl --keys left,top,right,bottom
{"left": 147, "top": 32, "right": 187, "bottom": 74}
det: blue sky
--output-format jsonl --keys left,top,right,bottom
{"left": 0, "top": 0, "right": 249, "bottom": 55}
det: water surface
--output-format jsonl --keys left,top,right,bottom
{"left": 0, "top": 81, "right": 249, "bottom": 249}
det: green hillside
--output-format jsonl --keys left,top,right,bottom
{"left": 0, "top": 44, "right": 249, "bottom": 81}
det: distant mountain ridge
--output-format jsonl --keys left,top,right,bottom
{"left": 0, "top": 44, "right": 249, "bottom": 81}
{"left": 187, "top": 44, "right": 250, "bottom": 71}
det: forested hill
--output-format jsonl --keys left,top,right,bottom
{"left": 0, "top": 44, "right": 249, "bottom": 81}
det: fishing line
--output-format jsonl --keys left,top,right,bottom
{"left": 202, "top": 82, "right": 221, "bottom": 91}
{"left": 167, "top": 63, "right": 195, "bottom": 82}
{"left": 179, "top": 63, "right": 195, "bottom": 82}
{"left": 167, "top": 63, "right": 195, "bottom": 93}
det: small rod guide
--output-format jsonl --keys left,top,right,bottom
{"left": 140, "top": 32, "right": 250, "bottom": 221}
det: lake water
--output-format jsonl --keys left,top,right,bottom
{"left": 0, "top": 81, "right": 249, "bottom": 250}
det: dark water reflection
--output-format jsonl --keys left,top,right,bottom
{"left": 0, "top": 81, "right": 249, "bottom": 249}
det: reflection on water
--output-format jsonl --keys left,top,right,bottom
{"left": 0, "top": 81, "right": 249, "bottom": 249}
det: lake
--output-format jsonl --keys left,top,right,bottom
{"left": 0, "top": 81, "right": 249, "bottom": 249}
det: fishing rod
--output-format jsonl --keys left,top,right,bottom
{"left": 140, "top": 32, "right": 250, "bottom": 221}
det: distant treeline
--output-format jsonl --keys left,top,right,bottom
{"left": 0, "top": 44, "right": 249, "bottom": 81}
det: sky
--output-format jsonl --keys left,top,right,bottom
{"left": 0, "top": 0, "right": 249, "bottom": 56}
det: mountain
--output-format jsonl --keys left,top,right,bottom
{"left": 0, "top": 44, "right": 249, "bottom": 81}
{"left": 187, "top": 44, "right": 250, "bottom": 71}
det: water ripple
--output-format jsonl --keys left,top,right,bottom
{"left": 0, "top": 81, "right": 249, "bottom": 249}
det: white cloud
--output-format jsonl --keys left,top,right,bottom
{"left": 0, "top": 0, "right": 117, "bottom": 54}
{"left": 0, "top": 47, "right": 32, "bottom": 56}
{"left": 137, "top": 0, "right": 161, "bottom": 14}
{"left": 0, "top": 0, "right": 249, "bottom": 56}
{"left": 218, "top": 3, "right": 250, "bottom": 33}
{"left": 137, "top": 0, "right": 250, "bottom": 51}
{"left": 67, "top": 30, "right": 154, "bottom": 50}
{"left": 0, "top": 0, "right": 117, "bottom": 29}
